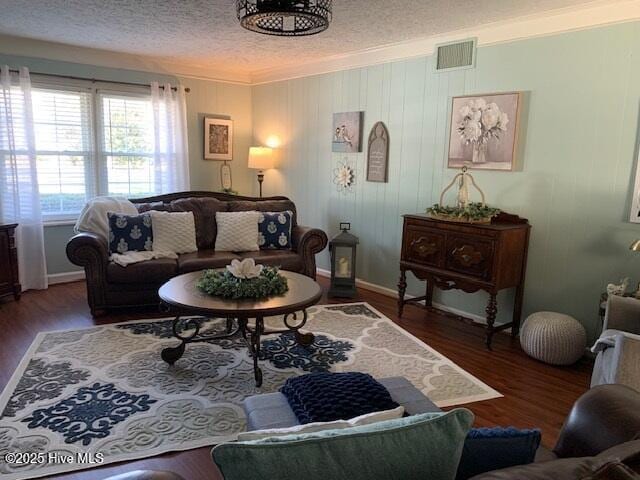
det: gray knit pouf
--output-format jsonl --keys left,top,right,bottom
{"left": 520, "top": 312, "right": 587, "bottom": 365}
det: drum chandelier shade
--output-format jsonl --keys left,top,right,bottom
{"left": 236, "top": 0, "right": 332, "bottom": 36}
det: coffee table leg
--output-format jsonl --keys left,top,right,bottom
{"left": 248, "top": 317, "right": 264, "bottom": 388}
{"left": 295, "top": 331, "right": 315, "bottom": 346}
{"left": 284, "top": 310, "right": 315, "bottom": 346}
{"left": 161, "top": 342, "right": 185, "bottom": 365}
{"left": 160, "top": 315, "right": 200, "bottom": 365}
{"left": 225, "top": 317, "right": 235, "bottom": 334}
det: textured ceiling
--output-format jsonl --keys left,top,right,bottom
{"left": 0, "top": 0, "right": 607, "bottom": 77}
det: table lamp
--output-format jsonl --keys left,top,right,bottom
{"left": 248, "top": 147, "right": 274, "bottom": 197}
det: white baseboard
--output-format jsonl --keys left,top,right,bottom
{"left": 317, "top": 268, "right": 489, "bottom": 326}
{"left": 47, "top": 271, "right": 85, "bottom": 285}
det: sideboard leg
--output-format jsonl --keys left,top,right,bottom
{"left": 425, "top": 281, "right": 434, "bottom": 307}
{"left": 397, "top": 269, "right": 407, "bottom": 317}
{"left": 485, "top": 293, "right": 498, "bottom": 350}
{"left": 512, "top": 284, "right": 525, "bottom": 337}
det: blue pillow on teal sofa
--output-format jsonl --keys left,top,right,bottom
{"left": 455, "top": 427, "right": 542, "bottom": 480}
{"left": 212, "top": 408, "right": 474, "bottom": 480}
{"left": 258, "top": 211, "right": 293, "bottom": 249}
{"left": 108, "top": 212, "right": 153, "bottom": 254}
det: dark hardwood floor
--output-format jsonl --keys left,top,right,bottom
{"left": 0, "top": 279, "right": 593, "bottom": 480}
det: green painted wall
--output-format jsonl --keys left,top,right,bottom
{"left": 5, "top": 23, "right": 640, "bottom": 339}
{"left": 0, "top": 53, "right": 254, "bottom": 276}
{"left": 42, "top": 225, "right": 79, "bottom": 274}
{"left": 252, "top": 22, "right": 640, "bottom": 341}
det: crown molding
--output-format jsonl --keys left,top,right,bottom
{"left": 0, "top": 34, "right": 253, "bottom": 85}
{"left": 250, "top": 0, "right": 640, "bottom": 85}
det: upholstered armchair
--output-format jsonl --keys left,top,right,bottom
{"left": 591, "top": 295, "right": 640, "bottom": 391}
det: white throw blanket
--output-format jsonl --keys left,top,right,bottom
{"left": 75, "top": 196, "right": 138, "bottom": 240}
{"left": 109, "top": 250, "right": 178, "bottom": 267}
{"left": 75, "top": 196, "right": 177, "bottom": 266}
{"left": 592, "top": 329, "right": 640, "bottom": 353}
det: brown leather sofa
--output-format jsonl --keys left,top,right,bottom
{"left": 472, "top": 384, "right": 640, "bottom": 479}
{"left": 67, "top": 192, "right": 328, "bottom": 315}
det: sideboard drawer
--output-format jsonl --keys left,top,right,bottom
{"left": 403, "top": 227, "right": 445, "bottom": 267}
{"left": 445, "top": 235, "right": 495, "bottom": 280}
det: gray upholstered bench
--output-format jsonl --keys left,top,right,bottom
{"left": 243, "top": 376, "right": 441, "bottom": 431}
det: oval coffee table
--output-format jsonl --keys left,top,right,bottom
{"left": 158, "top": 270, "right": 322, "bottom": 387}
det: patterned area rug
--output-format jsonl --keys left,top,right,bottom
{"left": 0, "top": 303, "right": 500, "bottom": 480}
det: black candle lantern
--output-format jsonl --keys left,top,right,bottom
{"left": 329, "top": 223, "right": 359, "bottom": 298}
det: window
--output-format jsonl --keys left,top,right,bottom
{"left": 30, "top": 82, "right": 156, "bottom": 221}
{"left": 100, "top": 93, "right": 155, "bottom": 197}
{"left": 32, "top": 87, "right": 94, "bottom": 219}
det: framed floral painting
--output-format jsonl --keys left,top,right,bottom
{"left": 447, "top": 92, "right": 522, "bottom": 171}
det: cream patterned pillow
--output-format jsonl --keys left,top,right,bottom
{"left": 215, "top": 211, "right": 260, "bottom": 252}
{"left": 150, "top": 210, "right": 198, "bottom": 254}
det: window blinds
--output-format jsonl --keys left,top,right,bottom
{"left": 31, "top": 87, "right": 94, "bottom": 219}
{"left": 99, "top": 92, "right": 155, "bottom": 197}
{"left": 3, "top": 78, "right": 179, "bottom": 221}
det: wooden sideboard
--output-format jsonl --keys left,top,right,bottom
{"left": 0, "top": 223, "right": 21, "bottom": 302}
{"left": 398, "top": 213, "right": 530, "bottom": 349}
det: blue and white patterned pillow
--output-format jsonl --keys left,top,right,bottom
{"left": 108, "top": 213, "right": 153, "bottom": 254}
{"left": 258, "top": 211, "right": 293, "bottom": 250}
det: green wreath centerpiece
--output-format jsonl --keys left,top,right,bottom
{"left": 427, "top": 202, "right": 500, "bottom": 224}
{"left": 196, "top": 258, "right": 289, "bottom": 300}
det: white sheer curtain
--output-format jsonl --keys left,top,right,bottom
{"left": 0, "top": 66, "right": 47, "bottom": 290}
{"left": 151, "top": 82, "right": 190, "bottom": 193}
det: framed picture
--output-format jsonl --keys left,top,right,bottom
{"left": 332, "top": 112, "right": 363, "bottom": 153}
{"left": 204, "top": 117, "right": 233, "bottom": 161}
{"left": 447, "top": 92, "right": 522, "bottom": 171}
{"left": 630, "top": 152, "right": 640, "bottom": 223}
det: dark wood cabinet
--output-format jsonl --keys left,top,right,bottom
{"left": 398, "top": 213, "right": 530, "bottom": 349}
{"left": 0, "top": 224, "right": 21, "bottom": 301}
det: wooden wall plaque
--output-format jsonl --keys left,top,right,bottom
{"left": 366, "top": 121, "right": 389, "bottom": 182}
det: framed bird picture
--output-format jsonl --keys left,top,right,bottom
{"left": 332, "top": 112, "right": 363, "bottom": 153}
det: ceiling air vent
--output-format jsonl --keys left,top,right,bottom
{"left": 434, "top": 39, "right": 476, "bottom": 72}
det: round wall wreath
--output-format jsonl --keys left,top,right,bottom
{"left": 196, "top": 265, "right": 289, "bottom": 300}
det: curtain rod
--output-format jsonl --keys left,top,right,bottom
{"left": 6, "top": 69, "right": 191, "bottom": 93}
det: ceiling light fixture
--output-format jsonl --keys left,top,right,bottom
{"left": 236, "top": 1, "right": 332, "bottom": 37}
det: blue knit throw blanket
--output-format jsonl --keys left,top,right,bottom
{"left": 280, "top": 372, "right": 400, "bottom": 424}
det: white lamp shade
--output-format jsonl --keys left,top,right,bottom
{"left": 248, "top": 147, "right": 274, "bottom": 170}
